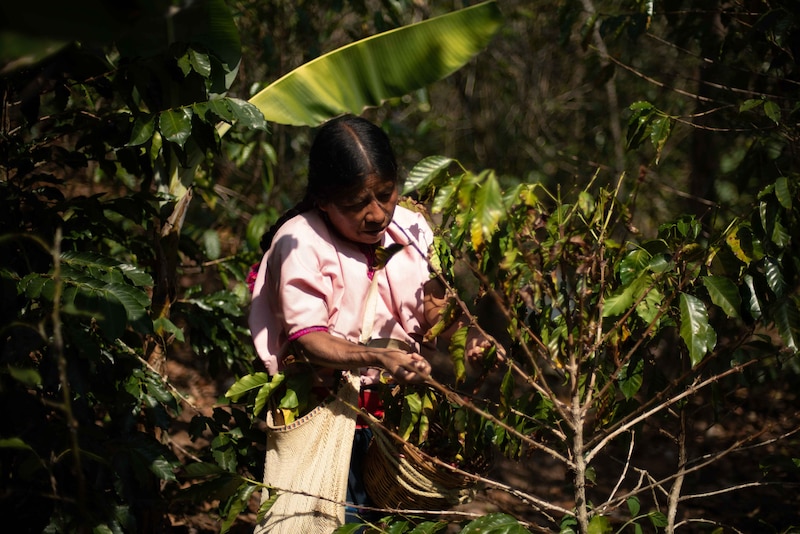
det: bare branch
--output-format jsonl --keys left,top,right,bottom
{"left": 602, "top": 430, "right": 635, "bottom": 511}
{"left": 667, "top": 408, "right": 687, "bottom": 531}
{"left": 585, "top": 360, "right": 757, "bottom": 464}
{"left": 680, "top": 481, "right": 800, "bottom": 502}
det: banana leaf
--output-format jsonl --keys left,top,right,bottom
{"left": 246, "top": 1, "right": 503, "bottom": 127}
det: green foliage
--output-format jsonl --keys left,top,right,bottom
{"left": 0, "top": 1, "right": 262, "bottom": 530}
{"left": 0, "top": 242, "right": 186, "bottom": 531}
{"left": 402, "top": 150, "right": 798, "bottom": 530}
{"left": 173, "top": 285, "right": 255, "bottom": 375}
{"left": 625, "top": 101, "right": 673, "bottom": 164}
{"left": 177, "top": 407, "right": 265, "bottom": 532}
{"left": 459, "top": 513, "right": 532, "bottom": 533}
{"left": 225, "top": 366, "right": 323, "bottom": 426}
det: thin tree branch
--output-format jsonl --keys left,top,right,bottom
{"left": 666, "top": 408, "right": 687, "bottom": 532}
{"left": 604, "top": 430, "right": 635, "bottom": 510}
{"left": 585, "top": 359, "right": 756, "bottom": 464}
{"left": 681, "top": 481, "right": 800, "bottom": 502}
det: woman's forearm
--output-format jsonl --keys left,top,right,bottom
{"left": 295, "top": 331, "right": 431, "bottom": 384}
{"left": 294, "top": 331, "right": 378, "bottom": 370}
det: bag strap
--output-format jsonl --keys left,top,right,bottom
{"left": 359, "top": 271, "right": 380, "bottom": 345}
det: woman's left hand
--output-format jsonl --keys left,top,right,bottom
{"left": 465, "top": 327, "right": 493, "bottom": 370}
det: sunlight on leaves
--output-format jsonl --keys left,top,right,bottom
{"left": 246, "top": 1, "right": 503, "bottom": 126}
{"left": 679, "top": 293, "right": 717, "bottom": 366}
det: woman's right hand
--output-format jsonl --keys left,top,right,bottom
{"left": 376, "top": 348, "right": 431, "bottom": 384}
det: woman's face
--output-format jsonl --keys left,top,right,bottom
{"left": 319, "top": 174, "right": 398, "bottom": 245}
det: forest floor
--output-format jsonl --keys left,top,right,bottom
{"left": 163, "top": 347, "right": 800, "bottom": 534}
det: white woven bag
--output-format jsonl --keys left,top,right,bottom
{"left": 254, "top": 370, "right": 360, "bottom": 533}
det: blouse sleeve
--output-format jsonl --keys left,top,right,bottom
{"left": 249, "top": 218, "right": 335, "bottom": 373}
{"left": 269, "top": 231, "right": 334, "bottom": 338}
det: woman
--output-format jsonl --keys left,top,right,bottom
{"left": 249, "top": 115, "right": 485, "bottom": 532}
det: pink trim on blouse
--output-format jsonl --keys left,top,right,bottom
{"left": 287, "top": 325, "right": 328, "bottom": 342}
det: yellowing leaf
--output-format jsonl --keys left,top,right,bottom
{"left": 469, "top": 170, "right": 504, "bottom": 250}
{"left": 725, "top": 226, "right": 751, "bottom": 265}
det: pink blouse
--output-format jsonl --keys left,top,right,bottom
{"left": 248, "top": 205, "right": 434, "bottom": 383}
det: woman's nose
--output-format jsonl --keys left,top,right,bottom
{"left": 365, "top": 198, "right": 388, "bottom": 222}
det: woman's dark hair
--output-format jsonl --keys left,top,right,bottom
{"left": 260, "top": 115, "right": 398, "bottom": 251}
